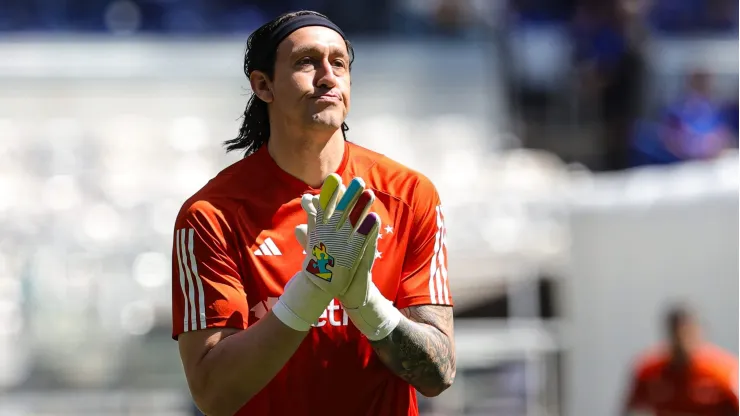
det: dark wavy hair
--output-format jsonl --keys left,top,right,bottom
{"left": 224, "top": 11, "right": 355, "bottom": 157}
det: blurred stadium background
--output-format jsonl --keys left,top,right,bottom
{"left": 0, "top": 1, "right": 737, "bottom": 415}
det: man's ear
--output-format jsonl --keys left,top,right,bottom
{"left": 249, "top": 70, "right": 274, "bottom": 103}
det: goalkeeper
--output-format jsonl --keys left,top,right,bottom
{"left": 172, "top": 10, "right": 455, "bottom": 416}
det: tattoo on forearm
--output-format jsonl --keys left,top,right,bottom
{"left": 369, "top": 305, "right": 456, "bottom": 396}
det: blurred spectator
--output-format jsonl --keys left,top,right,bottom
{"left": 621, "top": 303, "right": 738, "bottom": 415}
{"left": 631, "top": 70, "right": 735, "bottom": 167}
{"left": 572, "top": 0, "right": 647, "bottom": 171}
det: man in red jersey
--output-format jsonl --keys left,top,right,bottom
{"left": 622, "top": 303, "right": 738, "bottom": 416}
{"left": 172, "top": 10, "right": 455, "bottom": 416}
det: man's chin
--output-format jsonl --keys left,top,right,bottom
{"left": 308, "top": 114, "right": 345, "bottom": 131}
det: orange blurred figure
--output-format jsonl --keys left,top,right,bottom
{"left": 622, "top": 303, "right": 738, "bottom": 416}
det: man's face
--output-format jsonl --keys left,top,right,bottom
{"left": 670, "top": 318, "right": 701, "bottom": 357}
{"left": 269, "top": 26, "right": 351, "bottom": 135}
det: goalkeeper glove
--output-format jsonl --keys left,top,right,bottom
{"left": 340, "top": 230, "right": 403, "bottom": 341}
{"left": 272, "top": 174, "right": 380, "bottom": 332}
{"left": 294, "top": 203, "right": 403, "bottom": 341}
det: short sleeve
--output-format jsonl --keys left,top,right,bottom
{"left": 171, "top": 200, "right": 249, "bottom": 340}
{"left": 395, "top": 176, "right": 453, "bottom": 309}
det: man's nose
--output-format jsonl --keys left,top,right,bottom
{"left": 316, "top": 60, "right": 337, "bottom": 89}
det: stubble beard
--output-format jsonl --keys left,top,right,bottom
{"left": 308, "top": 108, "right": 345, "bottom": 131}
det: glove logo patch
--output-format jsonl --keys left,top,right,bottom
{"left": 306, "top": 242, "right": 335, "bottom": 282}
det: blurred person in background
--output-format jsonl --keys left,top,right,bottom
{"left": 622, "top": 303, "right": 738, "bottom": 415}
{"left": 630, "top": 69, "right": 735, "bottom": 167}
{"left": 572, "top": 0, "right": 648, "bottom": 171}
{"left": 172, "top": 10, "right": 454, "bottom": 416}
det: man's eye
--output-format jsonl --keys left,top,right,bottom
{"left": 333, "top": 60, "right": 346, "bottom": 68}
{"left": 297, "top": 58, "right": 313, "bottom": 66}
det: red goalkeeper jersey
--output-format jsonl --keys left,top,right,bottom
{"left": 171, "top": 142, "right": 452, "bottom": 416}
{"left": 624, "top": 344, "right": 738, "bottom": 416}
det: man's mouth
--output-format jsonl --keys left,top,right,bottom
{"left": 312, "top": 92, "right": 341, "bottom": 101}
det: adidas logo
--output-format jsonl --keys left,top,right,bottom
{"left": 254, "top": 238, "right": 282, "bottom": 256}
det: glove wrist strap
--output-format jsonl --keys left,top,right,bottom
{"left": 273, "top": 271, "right": 332, "bottom": 332}
{"left": 344, "top": 283, "right": 402, "bottom": 341}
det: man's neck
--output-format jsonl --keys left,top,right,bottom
{"left": 267, "top": 129, "right": 346, "bottom": 188}
{"left": 669, "top": 341, "right": 700, "bottom": 367}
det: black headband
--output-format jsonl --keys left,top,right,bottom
{"left": 268, "top": 14, "right": 346, "bottom": 53}
{"left": 247, "top": 14, "right": 347, "bottom": 75}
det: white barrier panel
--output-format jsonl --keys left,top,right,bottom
{"left": 563, "top": 155, "right": 739, "bottom": 416}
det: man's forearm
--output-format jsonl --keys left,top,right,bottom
{"left": 369, "top": 305, "right": 456, "bottom": 397}
{"left": 183, "top": 311, "right": 307, "bottom": 416}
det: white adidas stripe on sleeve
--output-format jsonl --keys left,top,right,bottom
{"left": 427, "top": 206, "right": 450, "bottom": 305}
{"left": 428, "top": 206, "right": 442, "bottom": 304}
{"left": 439, "top": 205, "right": 450, "bottom": 305}
{"left": 176, "top": 228, "right": 206, "bottom": 332}
{"left": 439, "top": 207, "right": 450, "bottom": 304}
{"left": 175, "top": 229, "right": 189, "bottom": 331}
{"left": 187, "top": 228, "right": 207, "bottom": 330}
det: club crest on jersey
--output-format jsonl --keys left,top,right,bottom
{"left": 306, "top": 242, "right": 334, "bottom": 281}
